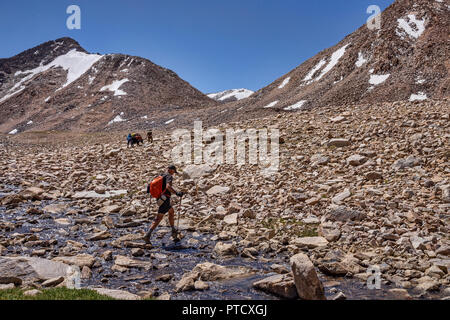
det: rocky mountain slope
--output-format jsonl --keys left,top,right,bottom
{"left": 207, "top": 89, "right": 254, "bottom": 103}
{"left": 223, "top": 0, "right": 449, "bottom": 120}
{"left": 0, "top": 99, "right": 448, "bottom": 299}
{"left": 0, "top": 38, "right": 217, "bottom": 134}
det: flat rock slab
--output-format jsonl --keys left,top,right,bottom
{"left": 291, "top": 236, "right": 329, "bottom": 249}
{"left": 43, "top": 204, "right": 67, "bottom": 214}
{"left": 92, "top": 287, "right": 141, "bottom": 300}
{"left": 206, "top": 186, "right": 230, "bottom": 196}
{"left": 193, "top": 262, "right": 255, "bottom": 281}
{"left": 53, "top": 254, "right": 96, "bottom": 268}
{"left": 114, "top": 255, "right": 152, "bottom": 269}
{"left": 72, "top": 190, "right": 127, "bottom": 199}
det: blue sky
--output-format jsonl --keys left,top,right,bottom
{"left": 0, "top": 0, "right": 393, "bottom": 93}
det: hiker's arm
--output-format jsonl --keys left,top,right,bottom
{"left": 166, "top": 182, "right": 178, "bottom": 194}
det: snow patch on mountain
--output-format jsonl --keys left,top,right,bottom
{"left": 355, "top": 52, "right": 367, "bottom": 67}
{"left": 208, "top": 89, "right": 254, "bottom": 102}
{"left": 409, "top": 92, "right": 427, "bottom": 101}
{"left": 108, "top": 114, "right": 126, "bottom": 125}
{"left": 284, "top": 100, "right": 307, "bottom": 111}
{"left": 263, "top": 101, "right": 279, "bottom": 108}
{"left": 303, "top": 44, "right": 350, "bottom": 84}
{"left": 396, "top": 14, "right": 426, "bottom": 40}
{"left": 303, "top": 59, "right": 326, "bottom": 82}
{"left": 316, "top": 44, "right": 350, "bottom": 81}
{"left": 100, "top": 79, "right": 129, "bottom": 96}
{"left": 1, "top": 49, "right": 103, "bottom": 103}
{"left": 369, "top": 74, "right": 390, "bottom": 85}
{"left": 278, "top": 77, "right": 291, "bottom": 89}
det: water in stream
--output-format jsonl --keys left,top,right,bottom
{"left": 0, "top": 184, "right": 443, "bottom": 300}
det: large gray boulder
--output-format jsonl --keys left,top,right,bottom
{"left": 290, "top": 253, "right": 326, "bottom": 300}
{"left": 0, "top": 256, "right": 80, "bottom": 287}
{"left": 392, "top": 156, "right": 421, "bottom": 170}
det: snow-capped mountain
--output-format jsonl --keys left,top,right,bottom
{"left": 208, "top": 88, "right": 254, "bottom": 103}
{"left": 225, "top": 0, "right": 449, "bottom": 117}
{"left": 0, "top": 38, "right": 217, "bottom": 133}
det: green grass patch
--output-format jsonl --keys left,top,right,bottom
{"left": 0, "top": 287, "right": 115, "bottom": 300}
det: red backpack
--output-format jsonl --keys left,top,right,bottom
{"left": 148, "top": 176, "right": 166, "bottom": 199}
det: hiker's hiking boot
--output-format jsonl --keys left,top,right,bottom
{"left": 143, "top": 230, "right": 152, "bottom": 244}
{"left": 172, "top": 229, "right": 180, "bottom": 242}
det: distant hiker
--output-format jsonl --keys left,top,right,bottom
{"left": 127, "top": 133, "right": 133, "bottom": 147}
{"left": 127, "top": 133, "right": 144, "bottom": 147}
{"left": 147, "top": 130, "right": 153, "bottom": 143}
{"left": 144, "top": 165, "right": 184, "bottom": 244}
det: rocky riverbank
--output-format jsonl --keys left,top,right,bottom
{"left": 1, "top": 99, "right": 449, "bottom": 300}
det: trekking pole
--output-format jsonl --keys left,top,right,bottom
{"left": 176, "top": 194, "right": 183, "bottom": 234}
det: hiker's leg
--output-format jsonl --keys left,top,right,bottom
{"left": 168, "top": 207, "right": 175, "bottom": 227}
{"left": 151, "top": 214, "right": 164, "bottom": 230}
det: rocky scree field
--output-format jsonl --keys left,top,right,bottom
{"left": 0, "top": 99, "right": 449, "bottom": 300}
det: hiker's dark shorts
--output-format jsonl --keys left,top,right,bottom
{"left": 158, "top": 197, "right": 172, "bottom": 214}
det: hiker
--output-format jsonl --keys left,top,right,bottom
{"left": 127, "top": 133, "right": 133, "bottom": 148}
{"left": 144, "top": 165, "right": 184, "bottom": 244}
{"left": 147, "top": 130, "right": 153, "bottom": 143}
{"left": 127, "top": 133, "right": 143, "bottom": 147}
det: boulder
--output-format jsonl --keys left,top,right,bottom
{"left": 206, "top": 186, "right": 230, "bottom": 196}
{"left": 88, "top": 230, "right": 112, "bottom": 241}
{"left": 23, "top": 289, "right": 42, "bottom": 296}
{"left": 253, "top": 274, "right": 298, "bottom": 299}
{"left": 175, "top": 272, "right": 199, "bottom": 292}
{"left": 327, "top": 206, "right": 365, "bottom": 221}
{"left": 365, "top": 171, "right": 383, "bottom": 180}
{"left": 290, "top": 253, "right": 326, "bottom": 300}
{"left": 318, "top": 225, "right": 341, "bottom": 242}
{"left": 192, "top": 262, "right": 254, "bottom": 281}
{"left": 332, "top": 189, "right": 351, "bottom": 204}
{"left": 223, "top": 213, "right": 238, "bottom": 225}
{"left": 214, "top": 242, "right": 239, "bottom": 256}
{"left": 242, "top": 209, "right": 256, "bottom": 219}
{"left": 194, "top": 280, "right": 210, "bottom": 291}
{"left": 328, "top": 139, "right": 351, "bottom": 148}
{"left": 52, "top": 254, "right": 96, "bottom": 268}
{"left": 43, "top": 204, "right": 67, "bottom": 215}
{"left": 290, "top": 236, "right": 328, "bottom": 249}
{"left": 182, "top": 164, "right": 216, "bottom": 180}
{"left": 0, "top": 256, "right": 80, "bottom": 287}
{"left": 392, "top": 156, "right": 421, "bottom": 170}
{"left": 346, "top": 154, "right": 367, "bottom": 166}
{"left": 105, "top": 149, "right": 121, "bottom": 158}
{"left": 440, "top": 185, "right": 450, "bottom": 203}
{"left": 113, "top": 255, "right": 152, "bottom": 269}
{"left": 436, "top": 245, "right": 450, "bottom": 257}
{"left": 92, "top": 287, "right": 141, "bottom": 300}
{"left": 21, "top": 187, "right": 45, "bottom": 200}
{"left": 98, "top": 205, "right": 121, "bottom": 214}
